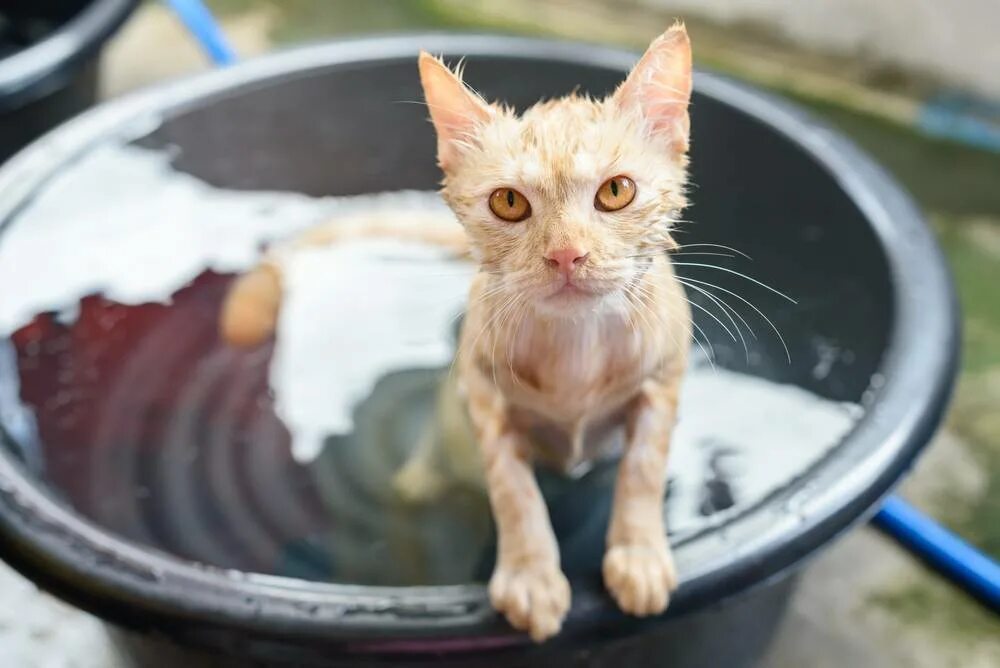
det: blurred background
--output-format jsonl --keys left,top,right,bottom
{"left": 2, "top": 1, "right": 999, "bottom": 666}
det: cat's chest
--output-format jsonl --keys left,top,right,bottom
{"left": 500, "top": 317, "right": 647, "bottom": 421}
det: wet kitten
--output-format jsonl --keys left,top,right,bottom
{"left": 221, "top": 24, "right": 693, "bottom": 642}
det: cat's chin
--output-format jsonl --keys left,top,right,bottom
{"left": 534, "top": 283, "right": 616, "bottom": 318}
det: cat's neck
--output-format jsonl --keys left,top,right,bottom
{"left": 483, "top": 280, "right": 654, "bottom": 354}
{"left": 480, "top": 258, "right": 677, "bottom": 369}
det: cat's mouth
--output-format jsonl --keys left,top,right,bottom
{"left": 533, "top": 275, "right": 629, "bottom": 316}
{"left": 553, "top": 282, "right": 590, "bottom": 297}
{"left": 543, "top": 277, "right": 606, "bottom": 303}
{"left": 537, "top": 265, "right": 644, "bottom": 312}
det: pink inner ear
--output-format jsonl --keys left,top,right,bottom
{"left": 614, "top": 27, "right": 693, "bottom": 152}
{"left": 418, "top": 53, "right": 492, "bottom": 168}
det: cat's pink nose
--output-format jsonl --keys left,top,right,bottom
{"left": 544, "top": 247, "right": 589, "bottom": 275}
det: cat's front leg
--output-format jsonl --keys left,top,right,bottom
{"left": 484, "top": 431, "right": 570, "bottom": 642}
{"left": 604, "top": 377, "right": 682, "bottom": 616}
{"left": 463, "top": 365, "right": 570, "bottom": 642}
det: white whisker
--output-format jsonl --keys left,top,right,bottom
{"left": 679, "top": 295, "right": 737, "bottom": 343}
{"left": 672, "top": 262, "right": 797, "bottom": 304}
{"left": 678, "top": 243, "right": 752, "bottom": 260}
{"left": 677, "top": 278, "right": 749, "bottom": 363}
{"left": 681, "top": 276, "right": 791, "bottom": 363}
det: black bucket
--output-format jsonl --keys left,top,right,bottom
{"left": 0, "top": 35, "right": 958, "bottom": 667}
{"left": 0, "top": 0, "right": 137, "bottom": 160}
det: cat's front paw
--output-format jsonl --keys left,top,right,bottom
{"left": 489, "top": 559, "right": 571, "bottom": 642}
{"left": 603, "top": 542, "right": 678, "bottom": 617}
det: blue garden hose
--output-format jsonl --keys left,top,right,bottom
{"left": 164, "top": 0, "right": 236, "bottom": 66}
{"left": 161, "top": 0, "right": 1000, "bottom": 615}
{"left": 874, "top": 496, "right": 1000, "bottom": 611}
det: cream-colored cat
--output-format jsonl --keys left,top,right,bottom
{"left": 221, "top": 24, "right": 693, "bottom": 642}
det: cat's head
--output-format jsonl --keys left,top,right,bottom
{"left": 419, "top": 24, "right": 692, "bottom": 317}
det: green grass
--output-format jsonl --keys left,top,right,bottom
{"left": 941, "top": 371, "right": 1000, "bottom": 559}
{"left": 934, "top": 219, "right": 1000, "bottom": 372}
{"left": 871, "top": 573, "right": 1000, "bottom": 650}
{"left": 928, "top": 219, "right": 1000, "bottom": 564}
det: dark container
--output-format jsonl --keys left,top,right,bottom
{"left": 0, "top": 35, "right": 958, "bottom": 667}
{"left": 0, "top": 0, "right": 137, "bottom": 160}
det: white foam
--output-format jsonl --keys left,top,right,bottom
{"left": 272, "top": 239, "right": 474, "bottom": 461}
{"left": 0, "top": 143, "right": 448, "bottom": 335}
{"left": 668, "top": 363, "right": 857, "bottom": 533}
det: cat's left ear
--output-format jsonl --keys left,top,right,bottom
{"left": 613, "top": 23, "right": 693, "bottom": 153}
{"left": 418, "top": 52, "right": 493, "bottom": 170}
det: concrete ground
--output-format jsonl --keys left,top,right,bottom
{"left": 2, "top": 2, "right": 999, "bottom": 666}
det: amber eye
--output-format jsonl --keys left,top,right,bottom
{"left": 489, "top": 188, "right": 531, "bottom": 222}
{"left": 595, "top": 175, "right": 637, "bottom": 212}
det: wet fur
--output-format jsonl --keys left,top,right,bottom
{"left": 220, "top": 24, "right": 694, "bottom": 642}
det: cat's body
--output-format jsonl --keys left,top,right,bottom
{"left": 460, "top": 256, "right": 689, "bottom": 475}
{"left": 221, "top": 24, "right": 694, "bottom": 642}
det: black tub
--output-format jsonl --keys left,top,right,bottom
{"left": 0, "top": 35, "right": 957, "bottom": 667}
{"left": 0, "top": 0, "right": 137, "bottom": 160}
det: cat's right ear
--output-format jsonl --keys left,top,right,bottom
{"left": 418, "top": 52, "right": 493, "bottom": 170}
{"left": 613, "top": 23, "right": 693, "bottom": 154}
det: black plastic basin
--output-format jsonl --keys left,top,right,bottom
{"left": 0, "top": 35, "right": 958, "bottom": 667}
{"left": 0, "top": 0, "right": 137, "bottom": 160}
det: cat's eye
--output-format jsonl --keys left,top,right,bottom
{"left": 595, "top": 176, "right": 637, "bottom": 212}
{"left": 489, "top": 188, "right": 531, "bottom": 222}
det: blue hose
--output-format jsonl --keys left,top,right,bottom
{"left": 164, "top": 0, "right": 237, "bottom": 66}
{"left": 159, "top": 0, "right": 1000, "bottom": 615}
{"left": 874, "top": 495, "right": 1000, "bottom": 611}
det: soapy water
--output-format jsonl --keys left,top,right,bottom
{"left": 0, "top": 144, "right": 860, "bottom": 585}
